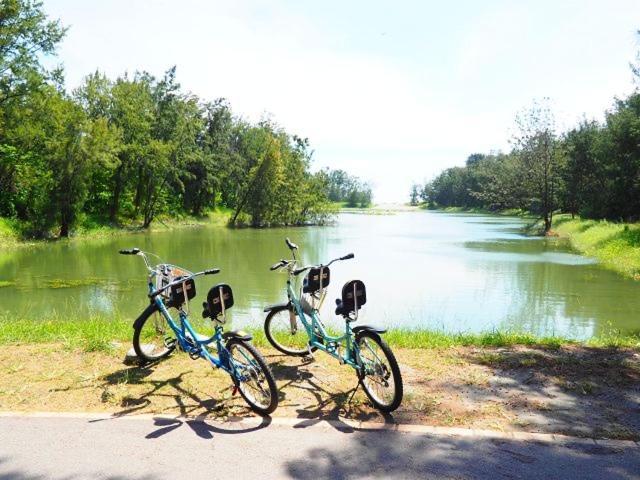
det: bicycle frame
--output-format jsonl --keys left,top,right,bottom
{"left": 285, "top": 278, "right": 360, "bottom": 369}
{"left": 146, "top": 272, "right": 239, "bottom": 376}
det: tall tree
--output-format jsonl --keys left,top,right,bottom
{"left": 0, "top": 0, "right": 65, "bottom": 110}
{"left": 513, "top": 100, "right": 559, "bottom": 232}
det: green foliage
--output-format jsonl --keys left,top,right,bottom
{"left": 325, "top": 168, "right": 372, "bottom": 208}
{"left": 0, "top": 0, "right": 66, "bottom": 108}
{"left": 418, "top": 93, "right": 640, "bottom": 227}
{"left": 0, "top": 2, "right": 351, "bottom": 237}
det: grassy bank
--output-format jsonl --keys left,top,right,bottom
{"left": 549, "top": 215, "right": 640, "bottom": 280}
{"left": 0, "top": 208, "right": 232, "bottom": 250}
{"left": 425, "top": 205, "right": 533, "bottom": 217}
{"left": 1, "top": 316, "right": 638, "bottom": 353}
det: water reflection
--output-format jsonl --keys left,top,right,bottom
{"left": 1, "top": 212, "right": 639, "bottom": 339}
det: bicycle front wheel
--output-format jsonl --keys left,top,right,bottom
{"left": 356, "top": 331, "right": 403, "bottom": 412}
{"left": 132, "top": 303, "right": 177, "bottom": 364}
{"left": 226, "top": 339, "right": 278, "bottom": 415}
{"left": 264, "top": 306, "right": 315, "bottom": 356}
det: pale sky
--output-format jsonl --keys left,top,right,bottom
{"left": 45, "top": 0, "right": 640, "bottom": 203}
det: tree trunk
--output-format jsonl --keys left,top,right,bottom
{"left": 110, "top": 164, "right": 123, "bottom": 223}
{"left": 543, "top": 213, "right": 551, "bottom": 233}
{"left": 134, "top": 164, "right": 144, "bottom": 214}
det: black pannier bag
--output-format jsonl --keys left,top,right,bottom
{"left": 303, "top": 266, "right": 330, "bottom": 293}
{"left": 341, "top": 280, "right": 366, "bottom": 314}
{"left": 170, "top": 276, "right": 196, "bottom": 305}
{"left": 206, "top": 283, "right": 234, "bottom": 320}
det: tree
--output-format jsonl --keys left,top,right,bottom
{"left": 409, "top": 184, "right": 420, "bottom": 205}
{"left": 513, "top": 100, "right": 559, "bottom": 232}
{"left": 0, "top": 0, "right": 66, "bottom": 110}
{"left": 559, "top": 120, "right": 601, "bottom": 218}
{"left": 37, "top": 87, "right": 118, "bottom": 236}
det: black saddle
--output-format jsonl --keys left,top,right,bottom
{"left": 335, "top": 280, "right": 366, "bottom": 317}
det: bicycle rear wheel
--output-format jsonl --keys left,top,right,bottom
{"left": 226, "top": 338, "right": 278, "bottom": 415}
{"left": 355, "top": 331, "right": 403, "bottom": 412}
{"left": 132, "top": 303, "right": 177, "bottom": 364}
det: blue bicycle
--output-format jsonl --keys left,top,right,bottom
{"left": 263, "top": 239, "right": 403, "bottom": 412}
{"left": 120, "top": 248, "right": 278, "bottom": 415}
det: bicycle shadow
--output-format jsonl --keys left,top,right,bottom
{"left": 99, "top": 366, "right": 224, "bottom": 418}
{"left": 267, "top": 356, "right": 397, "bottom": 434}
{"left": 144, "top": 415, "right": 272, "bottom": 439}
{"left": 89, "top": 361, "right": 273, "bottom": 439}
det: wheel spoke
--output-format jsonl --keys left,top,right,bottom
{"left": 267, "top": 309, "right": 308, "bottom": 354}
{"left": 358, "top": 337, "right": 397, "bottom": 407}
{"left": 230, "top": 343, "right": 272, "bottom": 409}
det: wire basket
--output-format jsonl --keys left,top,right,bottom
{"left": 156, "top": 265, "right": 194, "bottom": 306}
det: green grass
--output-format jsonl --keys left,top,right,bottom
{"left": 385, "top": 328, "right": 640, "bottom": 349}
{"left": 550, "top": 215, "right": 640, "bottom": 280}
{"left": 1, "top": 316, "right": 638, "bottom": 353}
{"left": 0, "top": 217, "right": 22, "bottom": 248}
{"left": 0, "top": 317, "right": 133, "bottom": 352}
{"left": 430, "top": 206, "right": 533, "bottom": 217}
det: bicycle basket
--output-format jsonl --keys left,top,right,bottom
{"left": 206, "top": 283, "right": 234, "bottom": 322}
{"left": 340, "top": 280, "right": 366, "bottom": 314}
{"left": 170, "top": 276, "right": 197, "bottom": 305}
{"left": 303, "top": 266, "right": 330, "bottom": 293}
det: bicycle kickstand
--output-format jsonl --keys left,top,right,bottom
{"left": 302, "top": 342, "right": 315, "bottom": 364}
{"left": 347, "top": 378, "right": 363, "bottom": 405}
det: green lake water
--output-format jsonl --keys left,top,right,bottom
{"left": 1, "top": 211, "right": 639, "bottom": 339}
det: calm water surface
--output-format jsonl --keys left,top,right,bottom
{"left": 1, "top": 212, "right": 639, "bottom": 338}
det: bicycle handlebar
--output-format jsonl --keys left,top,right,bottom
{"left": 119, "top": 248, "right": 220, "bottom": 290}
{"left": 270, "top": 238, "right": 354, "bottom": 275}
{"left": 285, "top": 238, "right": 298, "bottom": 250}
{"left": 270, "top": 260, "right": 289, "bottom": 271}
{"left": 288, "top": 253, "right": 355, "bottom": 276}
{"left": 148, "top": 268, "right": 220, "bottom": 298}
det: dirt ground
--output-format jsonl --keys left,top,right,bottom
{"left": 0, "top": 343, "right": 638, "bottom": 440}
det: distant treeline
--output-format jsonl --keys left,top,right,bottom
{"left": 411, "top": 86, "right": 640, "bottom": 231}
{"left": 326, "top": 169, "right": 372, "bottom": 207}
{"left": 0, "top": 1, "right": 370, "bottom": 238}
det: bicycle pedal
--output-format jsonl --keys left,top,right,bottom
{"left": 188, "top": 349, "right": 201, "bottom": 360}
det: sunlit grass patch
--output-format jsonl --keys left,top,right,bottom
{"left": 550, "top": 215, "right": 640, "bottom": 280}
{"left": 1, "top": 316, "right": 638, "bottom": 353}
{"left": 384, "top": 329, "right": 570, "bottom": 349}
{"left": 0, "top": 316, "right": 131, "bottom": 352}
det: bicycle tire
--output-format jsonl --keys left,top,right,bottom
{"left": 132, "top": 303, "right": 177, "bottom": 364}
{"left": 264, "top": 306, "right": 317, "bottom": 356}
{"left": 356, "top": 331, "right": 403, "bottom": 412}
{"left": 226, "top": 338, "right": 278, "bottom": 415}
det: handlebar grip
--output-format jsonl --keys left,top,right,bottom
{"left": 285, "top": 238, "right": 298, "bottom": 250}
{"left": 340, "top": 253, "right": 355, "bottom": 260}
{"left": 119, "top": 248, "right": 140, "bottom": 255}
{"left": 270, "top": 263, "right": 282, "bottom": 271}
{"left": 293, "top": 267, "right": 307, "bottom": 276}
{"left": 204, "top": 268, "right": 220, "bottom": 275}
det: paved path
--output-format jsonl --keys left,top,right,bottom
{"left": 0, "top": 414, "right": 638, "bottom": 479}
